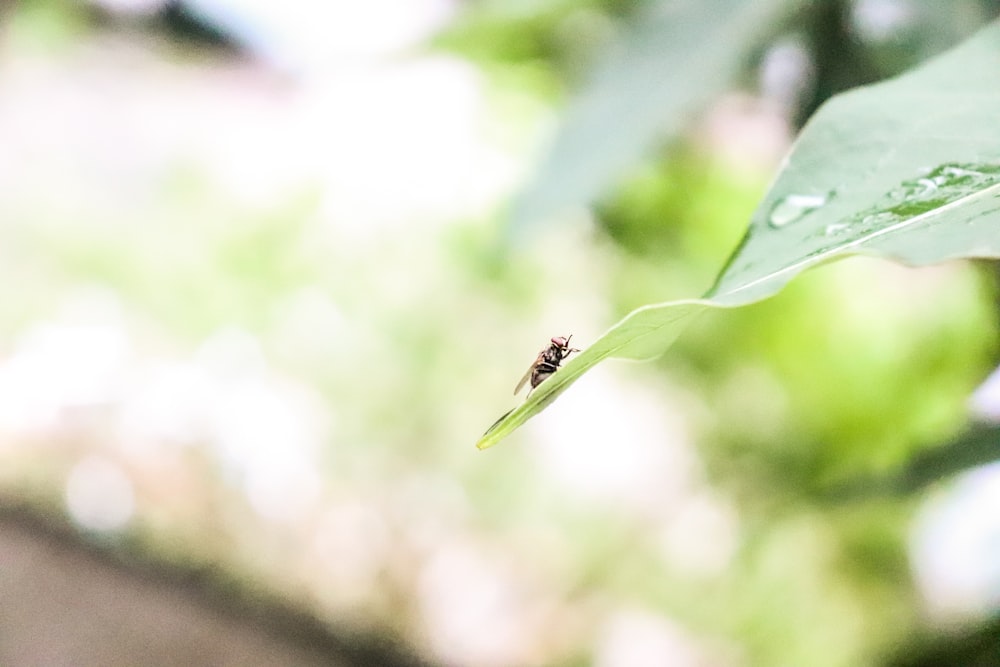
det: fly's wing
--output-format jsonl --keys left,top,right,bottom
{"left": 514, "top": 351, "right": 544, "bottom": 395}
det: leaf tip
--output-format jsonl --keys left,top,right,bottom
{"left": 476, "top": 408, "right": 514, "bottom": 450}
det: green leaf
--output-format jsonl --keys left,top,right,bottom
{"left": 477, "top": 300, "right": 708, "bottom": 449}
{"left": 709, "top": 19, "right": 1000, "bottom": 304}
{"left": 508, "top": 0, "right": 807, "bottom": 235}
{"left": 478, "top": 20, "right": 1000, "bottom": 450}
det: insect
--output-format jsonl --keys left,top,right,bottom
{"left": 514, "top": 335, "right": 580, "bottom": 396}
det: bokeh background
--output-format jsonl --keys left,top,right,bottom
{"left": 2, "top": 1, "right": 1000, "bottom": 665}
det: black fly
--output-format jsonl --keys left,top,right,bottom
{"left": 514, "top": 335, "right": 580, "bottom": 396}
{"left": 482, "top": 335, "right": 581, "bottom": 439}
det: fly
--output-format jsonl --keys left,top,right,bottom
{"left": 514, "top": 335, "right": 580, "bottom": 396}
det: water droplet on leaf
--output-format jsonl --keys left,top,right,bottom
{"left": 768, "top": 193, "right": 827, "bottom": 228}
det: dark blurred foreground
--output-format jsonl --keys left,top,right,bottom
{"left": 0, "top": 501, "right": 429, "bottom": 667}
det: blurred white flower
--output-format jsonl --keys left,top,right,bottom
{"left": 910, "top": 461, "right": 1000, "bottom": 620}
{"left": 851, "top": 0, "right": 915, "bottom": 42}
{"left": 0, "top": 289, "right": 131, "bottom": 435}
{"left": 659, "top": 493, "right": 739, "bottom": 577}
{"left": 418, "top": 540, "right": 541, "bottom": 667}
{"left": 65, "top": 456, "right": 135, "bottom": 532}
{"left": 969, "top": 364, "right": 1000, "bottom": 422}
{"left": 594, "top": 609, "right": 714, "bottom": 667}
